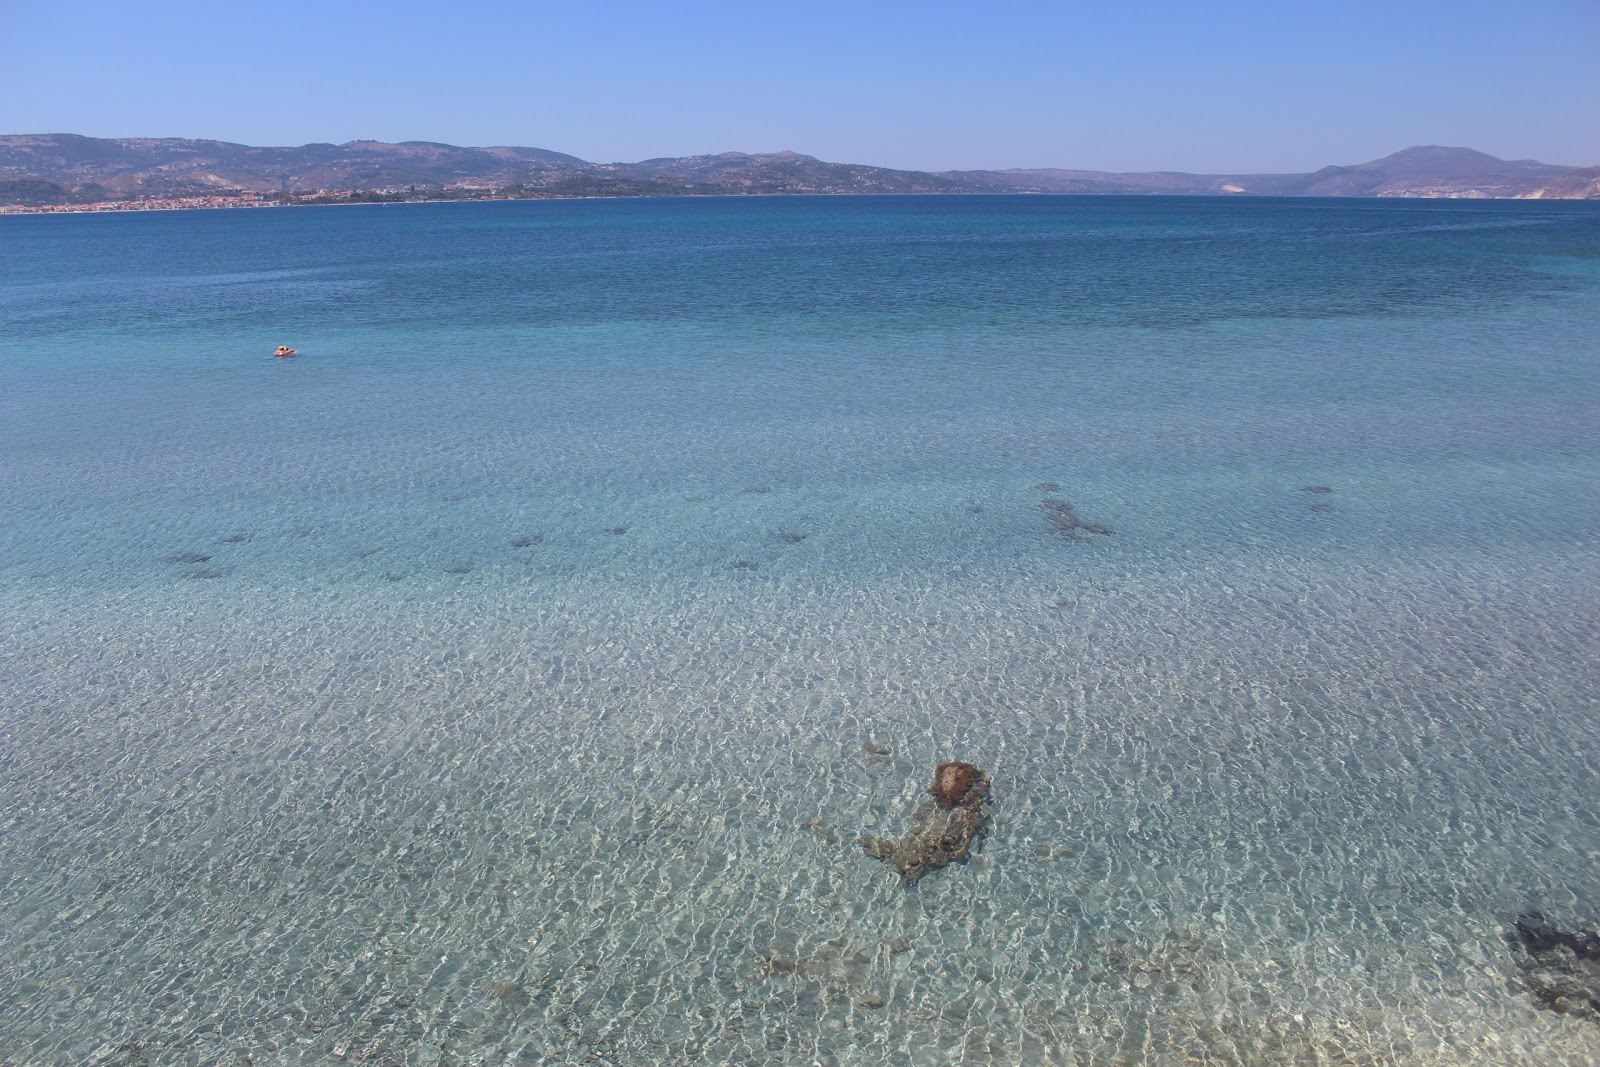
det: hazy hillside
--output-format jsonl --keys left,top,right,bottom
{"left": 1290, "top": 146, "right": 1571, "bottom": 198}
{"left": 611, "top": 151, "right": 958, "bottom": 194}
{"left": 0, "top": 136, "right": 1594, "bottom": 206}
{"left": 943, "top": 147, "right": 1581, "bottom": 199}
{"left": 0, "top": 134, "right": 589, "bottom": 199}
{"left": 1518, "top": 166, "right": 1600, "bottom": 200}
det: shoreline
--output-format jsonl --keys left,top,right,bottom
{"left": 6, "top": 190, "right": 1594, "bottom": 217}
{"left": 0, "top": 194, "right": 719, "bottom": 216}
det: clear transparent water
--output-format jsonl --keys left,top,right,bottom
{"left": 2, "top": 195, "right": 1598, "bottom": 1065}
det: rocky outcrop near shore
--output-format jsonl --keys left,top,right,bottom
{"left": 1518, "top": 166, "right": 1600, "bottom": 200}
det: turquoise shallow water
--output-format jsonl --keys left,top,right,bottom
{"left": 2, "top": 195, "right": 1599, "bottom": 1065}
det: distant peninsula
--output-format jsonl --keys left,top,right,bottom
{"left": 2, "top": 135, "right": 1596, "bottom": 213}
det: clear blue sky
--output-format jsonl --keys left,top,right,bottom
{"left": 4, "top": 0, "right": 1595, "bottom": 172}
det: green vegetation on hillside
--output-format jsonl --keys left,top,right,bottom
{"left": 0, "top": 179, "right": 112, "bottom": 206}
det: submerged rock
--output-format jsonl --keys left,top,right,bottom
{"left": 861, "top": 761, "right": 990, "bottom": 885}
{"left": 801, "top": 816, "right": 839, "bottom": 843}
{"left": 757, "top": 931, "right": 876, "bottom": 988}
{"left": 482, "top": 979, "right": 530, "bottom": 1007}
{"left": 928, "top": 760, "right": 988, "bottom": 807}
{"left": 1507, "top": 912, "right": 1600, "bottom": 1020}
{"left": 1038, "top": 498, "right": 1111, "bottom": 539}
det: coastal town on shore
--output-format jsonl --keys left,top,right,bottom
{"left": 1, "top": 193, "right": 278, "bottom": 215}
{"left": 0, "top": 190, "right": 542, "bottom": 215}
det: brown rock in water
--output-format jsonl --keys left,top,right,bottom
{"left": 928, "top": 760, "right": 989, "bottom": 808}
{"left": 861, "top": 762, "right": 990, "bottom": 885}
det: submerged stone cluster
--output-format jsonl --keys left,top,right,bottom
{"left": 861, "top": 761, "right": 990, "bottom": 886}
{"left": 1508, "top": 912, "right": 1600, "bottom": 1021}
{"left": 1038, "top": 498, "right": 1111, "bottom": 539}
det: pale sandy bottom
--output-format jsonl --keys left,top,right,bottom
{"left": 3, "top": 473, "right": 1597, "bottom": 1066}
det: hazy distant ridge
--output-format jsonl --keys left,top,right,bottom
{"left": 0, "top": 135, "right": 1593, "bottom": 205}
{"left": 943, "top": 146, "right": 1578, "bottom": 198}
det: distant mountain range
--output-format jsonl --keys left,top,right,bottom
{"left": 1, "top": 135, "right": 1596, "bottom": 207}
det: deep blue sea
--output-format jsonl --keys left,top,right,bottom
{"left": 3, "top": 195, "right": 1598, "bottom": 1065}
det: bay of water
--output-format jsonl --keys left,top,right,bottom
{"left": 2, "top": 195, "right": 1598, "bottom": 1065}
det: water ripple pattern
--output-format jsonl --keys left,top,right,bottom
{"left": 2, "top": 196, "right": 1599, "bottom": 1065}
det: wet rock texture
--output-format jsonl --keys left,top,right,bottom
{"left": 861, "top": 762, "right": 990, "bottom": 885}
{"left": 1508, "top": 912, "right": 1600, "bottom": 1020}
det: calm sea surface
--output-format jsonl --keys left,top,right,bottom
{"left": 2, "top": 195, "right": 1598, "bottom": 1065}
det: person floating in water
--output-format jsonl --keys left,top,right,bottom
{"left": 274, "top": 345, "right": 298, "bottom": 358}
